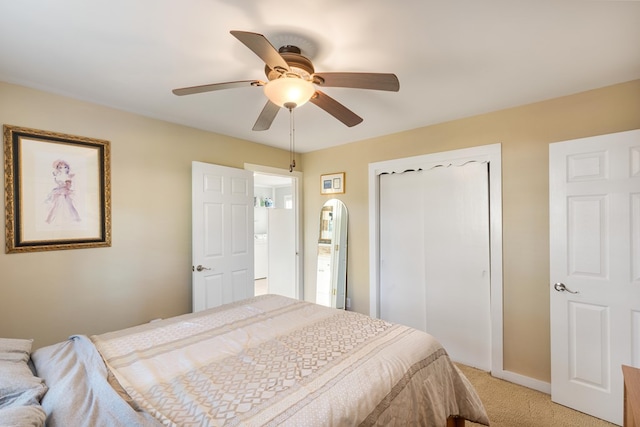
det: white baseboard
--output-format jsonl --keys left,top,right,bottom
{"left": 491, "top": 368, "right": 551, "bottom": 394}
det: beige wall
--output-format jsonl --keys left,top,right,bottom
{"left": 2, "top": 79, "right": 639, "bottom": 385}
{"left": 301, "top": 79, "right": 640, "bottom": 383}
{"left": 0, "top": 82, "right": 294, "bottom": 348}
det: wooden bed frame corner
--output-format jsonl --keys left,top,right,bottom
{"left": 447, "top": 416, "right": 466, "bottom": 427}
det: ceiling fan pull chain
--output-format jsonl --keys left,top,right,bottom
{"left": 288, "top": 106, "right": 296, "bottom": 172}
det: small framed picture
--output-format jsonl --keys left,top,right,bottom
{"left": 320, "top": 172, "right": 345, "bottom": 195}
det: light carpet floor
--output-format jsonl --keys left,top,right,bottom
{"left": 457, "top": 364, "right": 619, "bottom": 427}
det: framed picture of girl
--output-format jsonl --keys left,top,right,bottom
{"left": 3, "top": 125, "right": 111, "bottom": 253}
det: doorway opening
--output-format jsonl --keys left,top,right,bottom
{"left": 246, "top": 164, "right": 303, "bottom": 300}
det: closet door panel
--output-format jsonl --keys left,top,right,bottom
{"left": 379, "top": 171, "right": 426, "bottom": 331}
{"left": 423, "top": 163, "right": 491, "bottom": 370}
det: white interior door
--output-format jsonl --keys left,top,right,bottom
{"left": 550, "top": 129, "right": 640, "bottom": 425}
{"left": 192, "top": 161, "right": 254, "bottom": 311}
{"left": 267, "top": 208, "right": 296, "bottom": 298}
{"left": 379, "top": 161, "right": 491, "bottom": 370}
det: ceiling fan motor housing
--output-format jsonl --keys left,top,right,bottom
{"left": 265, "top": 45, "right": 315, "bottom": 81}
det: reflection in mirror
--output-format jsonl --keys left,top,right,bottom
{"left": 316, "top": 199, "right": 348, "bottom": 309}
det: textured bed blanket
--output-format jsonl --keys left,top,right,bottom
{"left": 92, "top": 295, "right": 488, "bottom": 427}
{"left": 91, "top": 295, "right": 489, "bottom": 426}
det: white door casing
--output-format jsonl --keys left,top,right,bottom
{"left": 550, "top": 129, "right": 640, "bottom": 425}
{"left": 192, "top": 161, "right": 254, "bottom": 311}
{"left": 369, "top": 143, "right": 504, "bottom": 376}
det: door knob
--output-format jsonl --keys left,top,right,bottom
{"left": 553, "top": 283, "right": 578, "bottom": 294}
{"left": 195, "top": 265, "right": 212, "bottom": 272}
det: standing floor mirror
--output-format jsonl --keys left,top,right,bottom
{"left": 316, "top": 199, "right": 348, "bottom": 309}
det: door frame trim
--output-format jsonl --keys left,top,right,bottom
{"left": 368, "top": 143, "right": 504, "bottom": 376}
{"left": 244, "top": 163, "right": 303, "bottom": 300}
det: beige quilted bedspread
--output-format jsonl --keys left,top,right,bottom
{"left": 92, "top": 295, "right": 489, "bottom": 426}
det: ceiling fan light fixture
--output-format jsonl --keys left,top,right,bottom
{"left": 264, "top": 77, "right": 315, "bottom": 109}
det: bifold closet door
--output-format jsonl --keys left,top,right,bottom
{"left": 379, "top": 171, "right": 426, "bottom": 331}
{"left": 379, "top": 162, "right": 491, "bottom": 370}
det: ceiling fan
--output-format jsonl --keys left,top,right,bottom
{"left": 172, "top": 30, "right": 400, "bottom": 131}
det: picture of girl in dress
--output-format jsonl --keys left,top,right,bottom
{"left": 45, "top": 159, "right": 81, "bottom": 224}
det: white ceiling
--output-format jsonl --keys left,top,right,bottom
{"left": 1, "top": 1, "right": 639, "bottom": 153}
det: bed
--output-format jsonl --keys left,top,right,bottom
{"left": 10, "top": 294, "right": 489, "bottom": 426}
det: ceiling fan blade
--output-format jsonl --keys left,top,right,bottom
{"left": 310, "top": 91, "right": 363, "bottom": 127}
{"left": 313, "top": 72, "right": 400, "bottom": 92}
{"left": 230, "top": 30, "right": 290, "bottom": 72}
{"left": 252, "top": 101, "right": 280, "bottom": 131}
{"left": 172, "top": 80, "right": 261, "bottom": 96}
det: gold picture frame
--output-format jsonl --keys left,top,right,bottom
{"left": 4, "top": 125, "right": 111, "bottom": 253}
{"left": 320, "top": 172, "right": 345, "bottom": 195}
